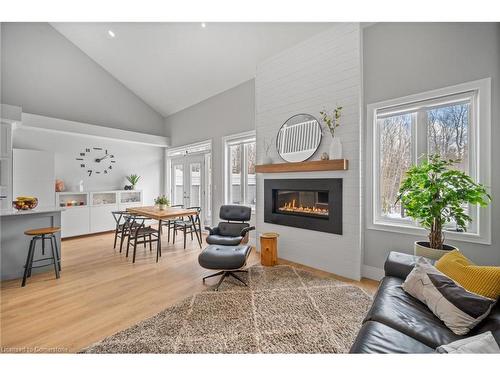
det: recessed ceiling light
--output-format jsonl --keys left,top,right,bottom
{"left": 107, "top": 30, "right": 116, "bottom": 38}
{"left": 201, "top": 23, "right": 206, "bottom": 28}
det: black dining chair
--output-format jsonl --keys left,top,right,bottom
{"left": 159, "top": 204, "right": 184, "bottom": 243}
{"left": 125, "top": 215, "right": 162, "bottom": 263}
{"left": 112, "top": 211, "right": 129, "bottom": 251}
{"left": 172, "top": 206, "right": 201, "bottom": 249}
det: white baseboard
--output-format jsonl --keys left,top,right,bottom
{"left": 361, "top": 264, "right": 384, "bottom": 281}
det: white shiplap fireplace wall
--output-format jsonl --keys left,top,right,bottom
{"left": 256, "top": 23, "right": 363, "bottom": 280}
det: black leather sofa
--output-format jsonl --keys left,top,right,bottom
{"left": 350, "top": 251, "right": 500, "bottom": 353}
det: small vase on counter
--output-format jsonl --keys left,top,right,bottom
{"left": 329, "top": 137, "right": 343, "bottom": 160}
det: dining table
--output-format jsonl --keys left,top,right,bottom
{"left": 126, "top": 206, "right": 202, "bottom": 249}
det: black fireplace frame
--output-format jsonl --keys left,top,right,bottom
{"left": 264, "top": 178, "right": 342, "bottom": 235}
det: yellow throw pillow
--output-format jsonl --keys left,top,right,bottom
{"left": 435, "top": 250, "right": 500, "bottom": 300}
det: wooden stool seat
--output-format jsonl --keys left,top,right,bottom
{"left": 21, "top": 227, "right": 61, "bottom": 287}
{"left": 24, "top": 227, "right": 61, "bottom": 236}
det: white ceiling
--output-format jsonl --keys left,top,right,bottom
{"left": 51, "top": 22, "right": 332, "bottom": 117}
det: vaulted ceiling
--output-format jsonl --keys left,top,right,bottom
{"left": 51, "top": 22, "right": 332, "bottom": 117}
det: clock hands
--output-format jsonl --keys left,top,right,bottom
{"left": 95, "top": 154, "right": 114, "bottom": 163}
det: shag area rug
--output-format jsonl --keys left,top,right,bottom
{"left": 82, "top": 265, "right": 372, "bottom": 353}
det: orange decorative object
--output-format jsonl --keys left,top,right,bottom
{"left": 55, "top": 179, "right": 65, "bottom": 192}
{"left": 260, "top": 232, "right": 279, "bottom": 267}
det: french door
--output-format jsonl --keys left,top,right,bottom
{"left": 170, "top": 154, "right": 207, "bottom": 225}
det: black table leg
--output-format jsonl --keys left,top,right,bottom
{"left": 190, "top": 215, "right": 202, "bottom": 248}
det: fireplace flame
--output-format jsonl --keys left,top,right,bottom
{"left": 278, "top": 200, "right": 329, "bottom": 216}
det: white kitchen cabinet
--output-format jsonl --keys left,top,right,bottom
{"left": 118, "top": 190, "right": 143, "bottom": 210}
{"left": 57, "top": 190, "right": 142, "bottom": 238}
{"left": 13, "top": 149, "right": 55, "bottom": 207}
{"left": 0, "top": 122, "right": 13, "bottom": 209}
{"left": 90, "top": 191, "right": 118, "bottom": 233}
{"left": 0, "top": 123, "right": 12, "bottom": 158}
{"left": 61, "top": 206, "right": 90, "bottom": 238}
{"left": 90, "top": 204, "right": 119, "bottom": 232}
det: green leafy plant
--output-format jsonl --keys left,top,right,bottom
{"left": 154, "top": 195, "right": 170, "bottom": 206}
{"left": 126, "top": 174, "right": 141, "bottom": 187}
{"left": 397, "top": 155, "right": 491, "bottom": 249}
{"left": 319, "top": 106, "right": 343, "bottom": 138}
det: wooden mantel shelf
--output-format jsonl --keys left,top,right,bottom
{"left": 255, "top": 159, "right": 348, "bottom": 173}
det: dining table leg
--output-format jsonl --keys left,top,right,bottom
{"left": 157, "top": 219, "right": 162, "bottom": 260}
{"left": 190, "top": 215, "right": 202, "bottom": 248}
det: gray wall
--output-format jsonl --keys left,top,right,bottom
{"left": 363, "top": 23, "right": 500, "bottom": 269}
{"left": 1, "top": 23, "right": 165, "bottom": 136}
{"left": 165, "top": 79, "right": 255, "bottom": 221}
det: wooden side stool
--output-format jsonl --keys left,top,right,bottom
{"left": 22, "top": 227, "right": 61, "bottom": 287}
{"left": 260, "top": 232, "right": 279, "bottom": 266}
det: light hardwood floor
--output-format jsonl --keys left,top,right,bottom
{"left": 0, "top": 231, "right": 378, "bottom": 353}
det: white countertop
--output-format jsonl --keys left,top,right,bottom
{"left": 0, "top": 206, "right": 65, "bottom": 217}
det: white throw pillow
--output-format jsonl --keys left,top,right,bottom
{"left": 436, "top": 331, "right": 500, "bottom": 353}
{"left": 402, "top": 257, "right": 496, "bottom": 335}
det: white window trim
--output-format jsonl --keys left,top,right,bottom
{"left": 366, "top": 78, "right": 491, "bottom": 245}
{"left": 223, "top": 130, "right": 256, "bottom": 210}
{"left": 164, "top": 139, "right": 212, "bottom": 223}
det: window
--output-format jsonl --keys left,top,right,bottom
{"left": 367, "top": 79, "right": 491, "bottom": 244}
{"left": 224, "top": 131, "right": 256, "bottom": 210}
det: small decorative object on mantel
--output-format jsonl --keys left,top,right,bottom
{"left": 263, "top": 137, "right": 274, "bottom": 164}
{"left": 154, "top": 195, "right": 170, "bottom": 210}
{"left": 320, "top": 105, "right": 343, "bottom": 160}
{"left": 398, "top": 155, "right": 491, "bottom": 260}
{"left": 320, "top": 152, "right": 329, "bottom": 160}
{"left": 78, "top": 180, "right": 84, "bottom": 192}
{"left": 55, "top": 179, "right": 65, "bottom": 192}
{"left": 126, "top": 174, "right": 141, "bottom": 190}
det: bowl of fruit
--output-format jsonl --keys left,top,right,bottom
{"left": 13, "top": 196, "right": 38, "bottom": 211}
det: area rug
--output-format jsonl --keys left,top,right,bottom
{"left": 81, "top": 265, "right": 373, "bottom": 353}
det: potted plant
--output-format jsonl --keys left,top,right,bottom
{"left": 397, "top": 155, "right": 491, "bottom": 260}
{"left": 126, "top": 174, "right": 141, "bottom": 190}
{"left": 319, "top": 105, "right": 343, "bottom": 159}
{"left": 154, "top": 195, "right": 170, "bottom": 210}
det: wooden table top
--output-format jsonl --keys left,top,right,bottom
{"left": 126, "top": 206, "right": 198, "bottom": 220}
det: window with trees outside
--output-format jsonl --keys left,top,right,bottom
{"left": 224, "top": 131, "right": 256, "bottom": 210}
{"left": 367, "top": 79, "right": 491, "bottom": 244}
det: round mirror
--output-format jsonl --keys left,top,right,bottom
{"left": 276, "top": 114, "right": 322, "bottom": 162}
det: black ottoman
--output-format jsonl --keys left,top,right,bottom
{"left": 198, "top": 244, "right": 252, "bottom": 291}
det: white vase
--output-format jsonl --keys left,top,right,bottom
{"left": 329, "top": 137, "right": 342, "bottom": 160}
{"left": 414, "top": 241, "right": 458, "bottom": 260}
{"left": 159, "top": 204, "right": 167, "bottom": 210}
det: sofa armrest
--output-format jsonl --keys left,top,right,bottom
{"left": 384, "top": 251, "right": 424, "bottom": 279}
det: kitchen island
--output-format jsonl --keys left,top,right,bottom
{"left": 1, "top": 207, "right": 64, "bottom": 280}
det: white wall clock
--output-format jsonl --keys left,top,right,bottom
{"left": 75, "top": 147, "right": 116, "bottom": 176}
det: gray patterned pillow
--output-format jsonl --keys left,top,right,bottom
{"left": 402, "top": 257, "right": 496, "bottom": 335}
{"left": 436, "top": 331, "right": 500, "bottom": 353}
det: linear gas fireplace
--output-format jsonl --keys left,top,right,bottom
{"left": 264, "top": 178, "right": 342, "bottom": 234}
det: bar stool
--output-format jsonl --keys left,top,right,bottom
{"left": 22, "top": 227, "right": 61, "bottom": 287}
